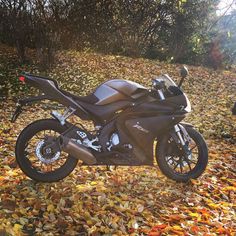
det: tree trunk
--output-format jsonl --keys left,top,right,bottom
{"left": 15, "top": 39, "right": 26, "bottom": 63}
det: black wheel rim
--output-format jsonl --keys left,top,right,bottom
{"left": 165, "top": 136, "right": 199, "bottom": 175}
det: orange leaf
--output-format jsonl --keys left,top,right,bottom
{"left": 168, "top": 214, "right": 183, "bottom": 221}
{"left": 152, "top": 224, "right": 168, "bottom": 230}
{"left": 148, "top": 232, "right": 161, "bottom": 236}
{"left": 190, "top": 225, "right": 199, "bottom": 234}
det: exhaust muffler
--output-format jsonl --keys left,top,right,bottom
{"left": 61, "top": 137, "right": 97, "bottom": 165}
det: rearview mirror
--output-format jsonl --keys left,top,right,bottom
{"left": 180, "top": 66, "right": 189, "bottom": 78}
{"left": 178, "top": 66, "right": 189, "bottom": 88}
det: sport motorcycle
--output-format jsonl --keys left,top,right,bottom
{"left": 12, "top": 66, "right": 208, "bottom": 182}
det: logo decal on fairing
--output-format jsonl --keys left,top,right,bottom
{"left": 133, "top": 123, "right": 149, "bottom": 133}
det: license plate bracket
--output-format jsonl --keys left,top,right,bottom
{"left": 11, "top": 104, "right": 23, "bottom": 122}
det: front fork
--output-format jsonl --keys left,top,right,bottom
{"left": 174, "top": 124, "right": 192, "bottom": 156}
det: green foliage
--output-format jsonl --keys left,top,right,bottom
{"left": 216, "top": 10, "right": 236, "bottom": 67}
{"left": 0, "top": 0, "right": 221, "bottom": 65}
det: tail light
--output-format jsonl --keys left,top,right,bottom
{"left": 19, "top": 76, "right": 25, "bottom": 83}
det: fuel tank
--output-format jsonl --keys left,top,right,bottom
{"left": 93, "top": 79, "right": 147, "bottom": 105}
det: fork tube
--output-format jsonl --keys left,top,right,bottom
{"left": 157, "top": 89, "right": 165, "bottom": 100}
{"left": 174, "top": 125, "right": 185, "bottom": 146}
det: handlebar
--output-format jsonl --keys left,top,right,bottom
{"left": 152, "top": 79, "right": 166, "bottom": 100}
{"left": 152, "top": 79, "right": 166, "bottom": 90}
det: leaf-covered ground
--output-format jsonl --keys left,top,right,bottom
{"left": 0, "top": 44, "right": 235, "bottom": 235}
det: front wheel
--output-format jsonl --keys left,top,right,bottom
{"left": 156, "top": 126, "right": 208, "bottom": 182}
{"left": 15, "top": 119, "right": 78, "bottom": 182}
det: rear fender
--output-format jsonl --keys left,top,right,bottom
{"left": 11, "top": 95, "right": 52, "bottom": 123}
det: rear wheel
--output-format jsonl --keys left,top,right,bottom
{"left": 15, "top": 119, "right": 78, "bottom": 182}
{"left": 156, "top": 126, "right": 208, "bottom": 182}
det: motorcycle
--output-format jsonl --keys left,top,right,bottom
{"left": 12, "top": 66, "right": 208, "bottom": 182}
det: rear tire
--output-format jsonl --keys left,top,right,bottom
{"left": 156, "top": 126, "right": 208, "bottom": 182}
{"left": 15, "top": 119, "right": 78, "bottom": 182}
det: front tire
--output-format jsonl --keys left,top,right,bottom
{"left": 156, "top": 126, "right": 208, "bottom": 182}
{"left": 15, "top": 119, "right": 78, "bottom": 182}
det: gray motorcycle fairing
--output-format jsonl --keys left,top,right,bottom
{"left": 94, "top": 79, "right": 147, "bottom": 105}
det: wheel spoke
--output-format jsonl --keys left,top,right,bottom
{"left": 166, "top": 156, "right": 173, "bottom": 162}
{"left": 185, "top": 158, "right": 192, "bottom": 171}
{"left": 173, "top": 162, "right": 179, "bottom": 170}
{"left": 35, "top": 133, "right": 42, "bottom": 139}
{"left": 190, "top": 144, "right": 197, "bottom": 151}
{"left": 26, "top": 143, "right": 37, "bottom": 150}
{"left": 189, "top": 159, "right": 197, "bottom": 165}
{"left": 25, "top": 150, "right": 35, "bottom": 156}
{"left": 46, "top": 164, "right": 52, "bottom": 172}
{"left": 191, "top": 151, "right": 198, "bottom": 155}
{"left": 179, "top": 161, "right": 183, "bottom": 173}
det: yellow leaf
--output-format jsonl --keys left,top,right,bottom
{"left": 87, "top": 220, "right": 93, "bottom": 226}
{"left": 12, "top": 213, "right": 19, "bottom": 219}
{"left": 6, "top": 170, "right": 18, "bottom": 177}
{"left": 207, "top": 203, "right": 219, "bottom": 209}
{"left": 172, "top": 225, "right": 183, "bottom": 231}
{"left": 112, "top": 216, "right": 120, "bottom": 224}
{"left": 109, "top": 200, "right": 114, "bottom": 207}
{"left": 222, "top": 186, "right": 236, "bottom": 191}
{"left": 19, "top": 208, "right": 27, "bottom": 215}
{"left": 13, "top": 224, "right": 22, "bottom": 234}
{"left": 0, "top": 176, "right": 5, "bottom": 181}
{"left": 189, "top": 212, "right": 199, "bottom": 218}
{"left": 47, "top": 204, "right": 55, "bottom": 212}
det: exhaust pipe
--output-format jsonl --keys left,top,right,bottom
{"left": 61, "top": 137, "right": 97, "bottom": 165}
